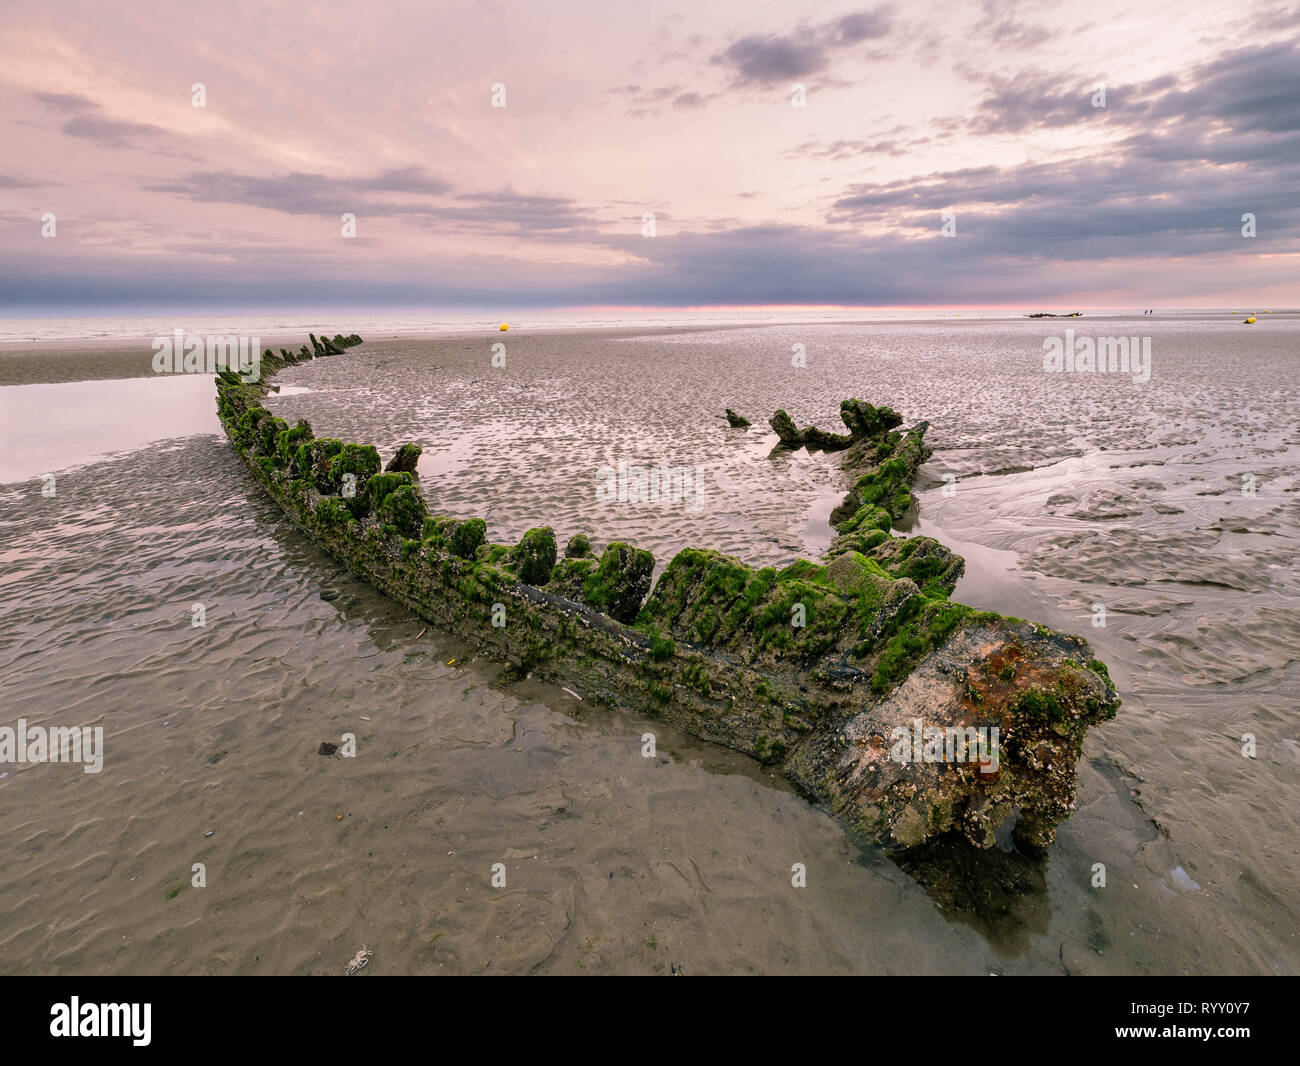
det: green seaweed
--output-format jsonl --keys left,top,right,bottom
{"left": 377, "top": 484, "right": 427, "bottom": 539}
{"left": 579, "top": 542, "right": 654, "bottom": 624}
{"left": 213, "top": 358, "right": 1121, "bottom": 855}
{"left": 511, "top": 527, "right": 557, "bottom": 586}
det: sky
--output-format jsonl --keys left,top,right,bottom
{"left": 1, "top": 0, "right": 1297, "bottom": 313}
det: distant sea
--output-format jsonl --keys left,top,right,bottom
{"left": 0, "top": 307, "right": 1276, "bottom": 344}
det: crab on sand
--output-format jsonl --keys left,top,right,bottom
{"left": 344, "top": 945, "right": 373, "bottom": 975}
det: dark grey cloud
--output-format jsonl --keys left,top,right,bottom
{"left": 635, "top": 85, "right": 684, "bottom": 103}
{"left": 445, "top": 190, "right": 600, "bottom": 232}
{"left": 716, "top": 35, "right": 830, "bottom": 85}
{"left": 880, "top": 33, "right": 1300, "bottom": 264}
{"left": 629, "top": 8, "right": 890, "bottom": 110}
{"left": 146, "top": 167, "right": 451, "bottom": 215}
{"left": 968, "top": 73, "right": 1121, "bottom": 135}
{"left": 621, "top": 84, "right": 715, "bottom": 115}
{"left": 831, "top": 10, "right": 892, "bottom": 43}
{"left": 1139, "top": 40, "right": 1300, "bottom": 134}
{"left": 968, "top": 38, "right": 1298, "bottom": 137}
{"left": 1123, "top": 126, "right": 1300, "bottom": 168}
{"left": 817, "top": 32, "right": 1300, "bottom": 261}
{"left": 33, "top": 90, "right": 169, "bottom": 148}
{"left": 0, "top": 173, "right": 42, "bottom": 188}
{"left": 0, "top": 224, "right": 1037, "bottom": 310}
{"left": 61, "top": 114, "right": 169, "bottom": 148}
{"left": 355, "top": 166, "right": 454, "bottom": 195}
{"left": 6, "top": 203, "right": 1291, "bottom": 313}
{"left": 32, "top": 92, "right": 97, "bottom": 113}
{"left": 786, "top": 136, "right": 920, "bottom": 160}
{"left": 975, "top": 0, "right": 1052, "bottom": 48}
{"left": 146, "top": 168, "right": 602, "bottom": 236}
{"left": 16, "top": 10, "right": 1298, "bottom": 313}
{"left": 672, "top": 91, "right": 709, "bottom": 110}
{"left": 827, "top": 150, "right": 1299, "bottom": 261}
{"left": 712, "top": 6, "right": 893, "bottom": 87}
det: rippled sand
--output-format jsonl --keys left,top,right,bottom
{"left": 1, "top": 316, "right": 1296, "bottom": 974}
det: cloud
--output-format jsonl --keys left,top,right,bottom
{"left": 974, "top": 0, "right": 1052, "bottom": 48}
{"left": 712, "top": 7, "right": 893, "bottom": 87}
{"left": 827, "top": 150, "right": 1299, "bottom": 261}
{"left": 33, "top": 90, "right": 169, "bottom": 148}
{"left": 966, "top": 73, "right": 1117, "bottom": 135}
{"left": 620, "top": 84, "right": 714, "bottom": 115}
{"left": 786, "top": 136, "right": 917, "bottom": 160}
{"left": 354, "top": 166, "right": 455, "bottom": 195}
{"left": 60, "top": 114, "right": 169, "bottom": 148}
{"left": 10, "top": 2, "right": 1297, "bottom": 312}
{"left": 1252, "top": 3, "right": 1300, "bottom": 30}
{"left": 146, "top": 168, "right": 451, "bottom": 216}
{"left": 8, "top": 206, "right": 1296, "bottom": 312}
{"left": 1140, "top": 40, "right": 1300, "bottom": 134}
{"left": 715, "top": 35, "right": 831, "bottom": 85}
{"left": 830, "top": 10, "right": 893, "bottom": 43}
{"left": 672, "top": 91, "right": 710, "bottom": 110}
{"left": 147, "top": 168, "right": 604, "bottom": 237}
{"left": 31, "top": 92, "right": 97, "bottom": 113}
{"left": 967, "top": 38, "right": 1300, "bottom": 138}
{"left": 817, "top": 33, "right": 1300, "bottom": 257}
{"left": 447, "top": 189, "right": 602, "bottom": 232}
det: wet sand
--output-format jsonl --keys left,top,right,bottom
{"left": 0, "top": 331, "right": 442, "bottom": 385}
{"left": 2, "top": 317, "right": 1297, "bottom": 974}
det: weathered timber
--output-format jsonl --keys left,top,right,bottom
{"left": 214, "top": 344, "right": 1118, "bottom": 853}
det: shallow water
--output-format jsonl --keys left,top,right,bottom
{"left": 0, "top": 375, "right": 219, "bottom": 483}
{"left": 1, "top": 316, "right": 1296, "bottom": 974}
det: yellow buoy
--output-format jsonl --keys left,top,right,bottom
{"left": 1243, "top": 316, "right": 1257, "bottom": 324}
{"left": 499, "top": 323, "right": 509, "bottom": 331}
{"left": 1263, "top": 309, "right": 1272, "bottom": 313}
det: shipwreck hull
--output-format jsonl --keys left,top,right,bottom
{"left": 214, "top": 342, "right": 1118, "bottom": 854}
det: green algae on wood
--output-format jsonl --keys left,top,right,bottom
{"left": 215, "top": 347, "right": 1119, "bottom": 854}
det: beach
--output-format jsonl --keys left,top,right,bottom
{"left": 1, "top": 315, "right": 1297, "bottom": 974}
